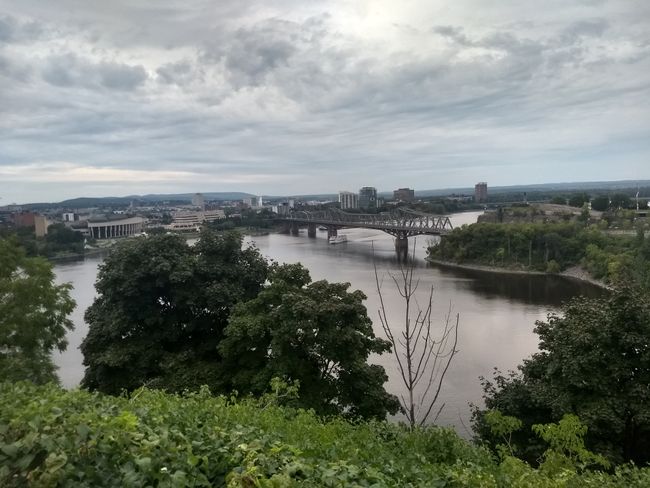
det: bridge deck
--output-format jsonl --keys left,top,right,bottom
{"left": 280, "top": 209, "right": 453, "bottom": 237}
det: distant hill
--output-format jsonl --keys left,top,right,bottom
{"left": 23, "top": 192, "right": 257, "bottom": 209}
{"left": 414, "top": 180, "right": 650, "bottom": 198}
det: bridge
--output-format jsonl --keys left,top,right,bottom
{"left": 279, "top": 208, "right": 453, "bottom": 256}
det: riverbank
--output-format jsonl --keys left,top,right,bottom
{"left": 426, "top": 258, "right": 610, "bottom": 290}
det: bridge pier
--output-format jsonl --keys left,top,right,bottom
{"left": 307, "top": 223, "right": 316, "bottom": 238}
{"left": 280, "top": 222, "right": 291, "bottom": 234}
{"left": 290, "top": 222, "right": 300, "bottom": 236}
{"left": 394, "top": 233, "right": 409, "bottom": 260}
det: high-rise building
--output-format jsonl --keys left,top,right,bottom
{"left": 475, "top": 182, "right": 488, "bottom": 203}
{"left": 393, "top": 188, "right": 415, "bottom": 202}
{"left": 192, "top": 193, "right": 205, "bottom": 210}
{"left": 257, "top": 196, "right": 263, "bottom": 207}
{"left": 338, "top": 191, "right": 359, "bottom": 210}
{"left": 359, "top": 187, "right": 378, "bottom": 210}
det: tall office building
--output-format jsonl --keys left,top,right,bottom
{"left": 192, "top": 193, "right": 205, "bottom": 210}
{"left": 338, "top": 191, "right": 359, "bottom": 210}
{"left": 393, "top": 188, "right": 415, "bottom": 202}
{"left": 475, "top": 182, "right": 488, "bottom": 203}
{"left": 359, "top": 187, "right": 378, "bottom": 210}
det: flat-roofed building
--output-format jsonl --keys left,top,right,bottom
{"left": 359, "top": 187, "right": 377, "bottom": 210}
{"left": 192, "top": 193, "right": 205, "bottom": 210}
{"left": 338, "top": 191, "right": 359, "bottom": 210}
{"left": 168, "top": 210, "right": 225, "bottom": 231}
{"left": 475, "top": 182, "right": 488, "bottom": 203}
{"left": 393, "top": 188, "right": 415, "bottom": 202}
{"left": 88, "top": 216, "right": 146, "bottom": 239}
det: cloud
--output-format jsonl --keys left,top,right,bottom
{"left": 0, "top": 0, "right": 648, "bottom": 204}
{"left": 41, "top": 53, "right": 148, "bottom": 90}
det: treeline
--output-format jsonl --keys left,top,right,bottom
{"left": 428, "top": 222, "right": 650, "bottom": 288}
{"left": 2, "top": 382, "right": 650, "bottom": 486}
{"left": 0, "top": 223, "right": 84, "bottom": 258}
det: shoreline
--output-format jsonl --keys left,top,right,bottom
{"left": 426, "top": 258, "right": 610, "bottom": 290}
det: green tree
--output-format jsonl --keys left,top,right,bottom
{"left": 568, "top": 193, "right": 590, "bottom": 208}
{"left": 610, "top": 193, "right": 631, "bottom": 209}
{"left": 81, "top": 231, "right": 268, "bottom": 394}
{"left": 474, "top": 286, "right": 650, "bottom": 465}
{"left": 0, "top": 238, "right": 75, "bottom": 383}
{"left": 219, "top": 263, "right": 400, "bottom": 420}
{"left": 550, "top": 196, "right": 567, "bottom": 205}
{"left": 591, "top": 195, "right": 610, "bottom": 212}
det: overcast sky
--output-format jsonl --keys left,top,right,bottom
{"left": 1, "top": 0, "right": 649, "bottom": 203}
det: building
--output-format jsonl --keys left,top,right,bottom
{"left": 359, "top": 187, "right": 377, "bottom": 210}
{"left": 475, "top": 182, "right": 488, "bottom": 203}
{"left": 338, "top": 191, "right": 359, "bottom": 210}
{"left": 393, "top": 188, "right": 415, "bottom": 202}
{"left": 243, "top": 197, "right": 254, "bottom": 207}
{"left": 34, "top": 215, "right": 49, "bottom": 238}
{"left": 192, "top": 193, "right": 205, "bottom": 210}
{"left": 167, "top": 210, "right": 225, "bottom": 231}
{"left": 257, "top": 196, "right": 263, "bottom": 207}
{"left": 12, "top": 211, "right": 36, "bottom": 227}
{"left": 62, "top": 212, "right": 75, "bottom": 222}
{"left": 88, "top": 216, "right": 146, "bottom": 239}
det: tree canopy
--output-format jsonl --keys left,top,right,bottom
{"left": 0, "top": 238, "right": 75, "bottom": 383}
{"left": 219, "top": 263, "right": 400, "bottom": 419}
{"left": 81, "top": 231, "right": 268, "bottom": 394}
{"left": 474, "top": 286, "right": 650, "bottom": 466}
{"left": 81, "top": 232, "right": 398, "bottom": 420}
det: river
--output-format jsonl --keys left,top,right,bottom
{"left": 52, "top": 211, "right": 603, "bottom": 433}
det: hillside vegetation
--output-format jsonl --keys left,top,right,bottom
{"left": 1, "top": 382, "right": 649, "bottom": 487}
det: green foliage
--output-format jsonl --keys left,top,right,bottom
{"left": 550, "top": 196, "right": 567, "bottom": 205}
{"left": 475, "top": 287, "right": 650, "bottom": 466}
{"left": 81, "top": 230, "right": 269, "bottom": 395}
{"left": 429, "top": 222, "right": 650, "bottom": 288}
{"left": 533, "top": 415, "right": 610, "bottom": 474}
{"left": 0, "top": 238, "right": 75, "bottom": 384}
{"left": 2, "top": 383, "right": 649, "bottom": 487}
{"left": 591, "top": 195, "right": 610, "bottom": 212}
{"left": 568, "top": 193, "right": 590, "bottom": 208}
{"left": 220, "top": 263, "right": 400, "bottom": 420}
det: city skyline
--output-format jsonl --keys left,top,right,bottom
{"left": 1, "top": 1, "right": 649, "bottom": 203}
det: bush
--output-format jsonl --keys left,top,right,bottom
{"left": 2, "top": 383, "right": 649, "bottom": 487}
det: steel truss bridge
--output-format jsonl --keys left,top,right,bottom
{"left": 279, "top": 208, "right": 454, "bottom": 256}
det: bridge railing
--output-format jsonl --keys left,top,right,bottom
{"left": 282, "top": 208, "right": 453, "bottom": 233}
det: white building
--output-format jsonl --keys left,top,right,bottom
{"left": 338, "top": 191, "right": 359, "bottom": 210}
{"left": 167, "top": 210, "right": 225, "bottom": 231}
{"left": 257, "top": 196, "right": 263, "bottom": 207}
{"left": 88, "top": 216, "right": 146, "bottom": 239}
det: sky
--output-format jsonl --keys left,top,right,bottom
{"left": 0, "top": 0, "right": 649, "bottom": 204}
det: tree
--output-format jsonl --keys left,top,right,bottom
{"left": 591, "top": 195, "right": 610, "bottom": 212}
{"left": 0, "top": 238, "right": 75, "bottom": 383}
{"left": 568, "top": 193, "right": 590, "bottom": 208}
{"left": 550, "top": 196, "right": 567, "bottom": 205}
{"left": 474, "top": 286, "right": 650, "bottom": 465}
{"left": 81, "top": 231, "right": 268, "bottom": 394}
{"left": 610, "top": 193, "right": 631, "bottom": 209}
{"left": 219, "top": 263, "right": 400, "bottom": 420}
{"left": 374, "top": 244, "right": 459, "bottom": 428}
